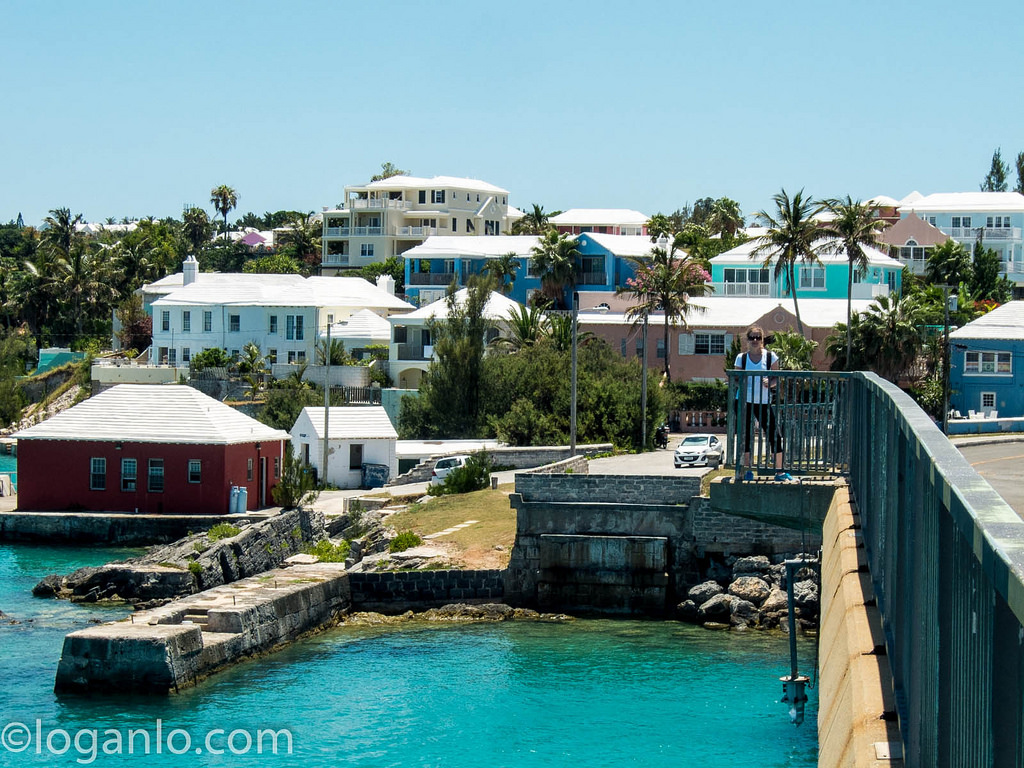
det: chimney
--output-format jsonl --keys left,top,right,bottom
{"left": 376, "top": 274, "right": 395, "bottom": 295}
{"left": 183, "top": 254, "right": 199, "bottom": 286}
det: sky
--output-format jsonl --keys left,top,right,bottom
{"left": 3, "top": 0, "right": 1024, "bottom": 228}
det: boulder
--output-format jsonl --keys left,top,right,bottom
{"left": 728, "top": 576, "right": 771, "bottom": 606}
{"left": 32, "top": 574, "right": 64, "bottom": 598}
{"left": 697, "top": 593, "right": 733, "bottom": 624}
{"left": 792, "top": 579, "right": 819, "bottom": 618}
{"left": 732, "top": 555, "right": 772, "bottom": 577}
{"left": 729, "top": 597, "right": 759, "bottom": 628}
{"left": 676, "top": 600, "right": 698, "bottom": 623}
{"left": 761, "top": 587, "right": 789, "bottom": 614}
{"left": 688, "top": 580, "right": 724, "bottom": 604}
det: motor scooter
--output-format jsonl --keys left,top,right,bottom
{"left": 655, "top": 424, "right": 669, "bottom": 449}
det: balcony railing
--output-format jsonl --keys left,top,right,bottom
{"left": 409, "top": 272, "right": 457, "bottom": 286}
{"left": 322, "top": 255, "right": 349, "bottom": 266}
{"left": 396, "top": 226, "right": 439, "bottom": 237}
{"left": 396, "top": 343, "right": 432, "bottom": 361}
{"left": 350, "top": 199, "right": 412, "bottom": 210}
{"left": 950, "top": 226, "right": 1022, "bottom": 240}
{"left": 717, "top": 283, "right": 771, "bottom": 297}
{"left": 324, "top": 227, "right": 349, "bottom": 237}
{"left": 349, "top": 226, "right": 383, "bottom": 237}
{"left": 576, "top": 270, "right": 607, "bottom": 286}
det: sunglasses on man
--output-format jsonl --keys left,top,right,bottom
{"left": 747, "top": 334, "right": 762, "bottom": 341}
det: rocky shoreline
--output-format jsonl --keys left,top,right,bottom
{"left": 342, "top": 602, "right": 574, "bottom": 625}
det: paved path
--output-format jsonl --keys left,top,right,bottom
{"left": 957, "top": 438, "right": 1024, "bottom": 518}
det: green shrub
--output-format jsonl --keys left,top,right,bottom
{"left": 208, "top": 523, "right": 242, "bottom": 541}
{"left": 271, "top": 447, "right": 320, "bottom": 509}
{"left": 389, "top": 530, "right": 423, "bottom": 553}
{"left": 435, "top": 451, "right": 491, "bottom": 495}
{"left": 303, "top": 539, "right": 351, "bottom": 563}
{"left": 187, "top": 561, "right": 202, "bottom": 575}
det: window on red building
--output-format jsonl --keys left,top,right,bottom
{"left": 188, "top": 460, "right": 202, "bottom": 484}
{"left": 148, "top": 459, "right": 164, "bottom": 493}
{"left": 121, "top": 459, "right": 137, "bottom": 492}
{"left": 90, "top": 458, "right": 106, "bottom": 491}
{"left": 247, "top": 458, "right": 254, "bottom": 481}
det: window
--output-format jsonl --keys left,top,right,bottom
{"left": 981, "top": 392, "right": 996, "bottom": 409}
{"left": 274, "top": 456, "right": 280, "bottom": 479}
{"left": 203, "top": 311, "right": 212, "bottom": 332}
{"left": 295, "top": 316, "right": 304, "bottom": 341}
{"left": 247, "top": 458, "right": 254, "bottom": 482}
{"left": 182, "top": 311, "right": 191, "bottom": 333}
{"left": 964, "top": 351, "right": 1012, "bottom": 375}
{"left": 349, "top": 443, "right": 363, "bottom": 470}
{"left": 722, "top": 268, "right": 770, "bottom": 295}
{"left": 987, "top": 216, "right": 1011, "bottom": 228}
{"left": 268, "top": 349, "right": 277, "bottom": 364}
{"left": 161, "top": 311, "right": 170, "bottom": 332}
{"left": 900, "top": 240, "right": 926, "bottom": 262}
{"left": 418, "top": 190, "right": 426, "bottom": 204}
{"left": 656, "top": 338, "right": 666, "bottom": 359}
{"left": 121, "top": 459, "right": 137, "bottom": 492}
{"left": 431, "top": 190, "right": 446, "bottom": 204}
{"left": 466, "top": 220, "right": 475, "bottom": 233}
{"left": 188, "top": 459, "right": 202, "bottom": 484}
{"left": 167, "top": 349, "right": 177, "bottom": 366}
{"left": 620, "top": 339, "right": 627, "bottom": 356}
{"left": 230, "top": 349, "right": 239, "bottom": 359}
{"left": 182, "top": 347, "right": 191, "bottom": 363}
{"left": 148, "top": 459, "right": 164, "bottom": 493}
{"left": 393, "top": 325, "right": 407, "bottom": 344}
{"left": 451, "top": 217, "right": 457, "bottom": 231}
{"left": 327, "top": 313, "right": 334, "bottom": 325}
{"left": 361, "top": 243, "right": 374, "bottom": 258}
{"left": 694, "top": 332, "right": 726, "bottom": 355}
{"left": 928, "top": 216, "right": 937, "bottom": 226}
{"left": 296, "top": 351, "right": 306, "bottom": 363}
{"left": 952, "top": 216, "right": 972, "bottom": 229}
{"left": 269, "top": 315, "right": 278, "bottom": 334}
{"left": 90, "top": 458, "right": 106, "bottom": 491}
{"left": 799, "top": 266, "right": 825, "bottom": 289}
{"left": 286, "top": 314, "right": 305, "bottom": 341}
{"left": 229, "top": 315, "right": 240, "bottom": 333}
{"left": 287, "top": 350, "right": 297, "bottom": 364}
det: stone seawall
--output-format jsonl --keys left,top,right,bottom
{"left": 349, "top": 569, "right": 505, "bottom": 612}
{"left": 391, "top": 444, "right": 613, "bottom": 485}
{"left": 514, "top": 473, "right": 700, "bottom": 506}
{"left": 690, "top": 496, "right": 822, "bottom": 555}
{"left": 54, "top": 563, "right": 351, "bottom": 694}
{"left": 0, "top": 511, "right": 278, "bottom": 546}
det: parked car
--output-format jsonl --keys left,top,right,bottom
{"left": 429, "top": 455, "right": 471, "bottom": 486}
{"left": 674, "top": 434, "right": 723, "bottom": 468}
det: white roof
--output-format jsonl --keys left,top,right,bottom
{"left": 577, "top": 297, "right": 877, "bottom": 330}
{"left": 402, "top": 235, "right": 540, "bottom": 259}
{"left": 153, "top": 275, "right": 413, "bottom": 312}
{"left": 320, "top": 309, "right": 392, "bottom": 342}
{"left": 950, "top": 301, "right": 1024, "bottom": 341}
{"left": 396, "top": 289, "right": 522, "bottom": 322}
{"left": 581, "top": 233, "right": 660, "bottom": 257}
{"left": 550, "top": 209, "right": 649, "bottom": 226}
{"left": 867, "top": 195, "right": 900, "bottom": 207}
{"left": 710, "top": 238, "right": 901, "bottom": 268}
{"left": 358, "top": 175, "right": 509, "bottom": 195}
{"left": 899, "top": 192, "right": 1024, "bottom": 213}
{"left": 900, "top": 191, "right": 924, "bottom": 205}
{"left": 296, "top": 407, "right": 397, "bottom": 440}
{"left": 507, "top": 206, "right": 525, "bottom": 220}
{"left": 396, "top": 439, "right": 500, "bottom": 458}
{"left": 13, "top": 385, "right": 289, "bottom": 445}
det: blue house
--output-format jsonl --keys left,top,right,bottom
{"left": 949, "top": 301, "right": 1024, "bottom": 419}
{"left": 709, "top": 237, "right": 903, "bottom": 300}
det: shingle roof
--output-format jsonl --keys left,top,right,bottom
{"left": 950, "top": 302, "right": 1024, "bottom": 341}
{"left": 13, "top": 385, "right": 290, "bottom": 445}
{"left": 297, "top": 406, "right": 397, "bottom": 440}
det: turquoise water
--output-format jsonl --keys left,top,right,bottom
{"left": 0, "top": 545, "right": 818, "bottom": 767}
{"left": 0, "top": 452, "right": 14, "bottom": 489}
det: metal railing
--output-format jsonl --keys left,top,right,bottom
{"left": 718, "top": 283, "right": 772, "bottom": 297}
{"left": 349, "top": 199, "right": 411, "bottom": 210}
{"left": 726, "top": 369, "right": 850, "bottom": 477}
{"left": 409, "top": 272, "right": 457, "bottom": 286}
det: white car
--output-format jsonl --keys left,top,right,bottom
{"left": 429, "top": 455, "right": 471, "bottom": 486}
{"left": 674, "top": 434, "right": 723, "bottom": 468}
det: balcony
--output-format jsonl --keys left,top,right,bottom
{"left": 716, "top": 283, "right": 771, "bottom": 297}
{"left": 949, "top": 226, "right": 1022, "bottom": 240}
{"left": 350, "top": 226, "right": 383, "bottom": 237}
{"left": 396, "top": 343, "right": 433, "bottom": 361}
{"left": 324, "top": 227, "right": 350, "bottom": 237}
{"left": 323, "top": 254, "right": 350, "bottom": 266}
{"left": 396, "top": 226, "right": 439, "bottom": 237}
{"left": 576, "top": 270, "right": 608, "bottom": 286}
{"left": 409, "top": 272, "right": 458, "bottom": 286}
{"left": 350, "top": 199, "right": 412, "bottom": 211}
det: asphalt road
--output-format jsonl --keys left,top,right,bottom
{"left": 958, "top": 440, "right": 1024, "bottom": 517}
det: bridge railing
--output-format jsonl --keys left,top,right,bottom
{"left": 726, "top": 369, "right": 850, "bottom": 478}
{"left": 848, "top": 372, "right": 1024, "bottom": 767}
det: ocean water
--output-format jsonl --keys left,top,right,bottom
{"left": 0, "top": 452, "right": 15, "bottom": 490}
{"left": 0, "top": 544, "right": 818, "bottom": 767}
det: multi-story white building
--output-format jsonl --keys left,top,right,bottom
{"left": 150, "top": 257, "right": 412, "bottom": 367}
{"left": 320, "top": 175, "right": 518, "bottom": 274}
{"left": 550, "top": 208, "right": 649, "bottom": 236}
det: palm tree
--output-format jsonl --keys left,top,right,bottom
{"left": 210, "top": 185, "right": 238, "bottom": 241}
{"left": 645, "top": 213, "right": 674, "bottom": 242}
{"left": 41, "top": 208, "right": 83, "bottom": 260}
{"left": 752, "top": 189, "right": 824, "bottom": 336}
{"left": 498, "top": 304, "right": 549, "bottom": 350}
{"left": 316, "top": 338, "right": 350, "bottom": 366}
{"left": 530, "top": 230, "right": 580, "bottom": 310}
{"left": 619, "top": 244, "right": 711, "bottom": 382}
{"left": 54, "top": 242, "right": 112, "bottom": 341}
{"left": 707, "top": 197, "right": 744, "bottom": 238}
{"left": 925, "top": 239, "right": 972, "bottom": 287}
{"left": 482, "top": 252, "right": 521, "bottom": 295}
{"left": 822, "top": 196, "right": 889, "bottom": 368}
{"left": 857, "top": 294, "right": 926, "bottom": 383}
{"left": 182, "top": 207, "right": 211, "bottom": 252}
{"left": 766, "top": 329, "right": 817, "bottom": 371}
{"left": 279, "top": 212, "right": 322, "bottom": 275}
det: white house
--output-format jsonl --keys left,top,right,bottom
{"left": 290, "top": 406, "right": 398, "bottom": 489}
{"left": 149, "top": 256, "right": 413, "bottom": 367}
{"left": 550, "top": 208, "right": 649, "bottom": 236}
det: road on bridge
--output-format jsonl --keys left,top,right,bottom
{"left": 958, "top": 439, "right": 1024, "bottom": 518}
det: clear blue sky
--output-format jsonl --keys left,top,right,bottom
{"left": 4, "top": 0, "right": 1023, "bottom": 227}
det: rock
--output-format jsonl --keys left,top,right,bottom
{"left": 729, "top": 597, "right": 759, "bottom": 628}
{"left": 688, "top": 580, "right": 724, "bottom": 604}
{"left": 703, "top": 622, "right": 731, "bottom": 631}
{"left": 732, "top": 555, "right": 772, "bottom": 577}
{"left": 728, "top": 576, "right": 771, "bottom": 606}
{"left": 697, "top": 593, "right": 733, "bottom": 624}
{"left": 676, "top": 600, "right": 698, "bottom": 623}
{"left": 761, "top": 587, "right": 789, "bottom": 614}
{"left": 32, "top": 574, "right": 64, "bottom": 598}
{"left": 284, "top": 554, "right": 320, "bottom": 565}
{"left": 792, "top": 579, "right": 819, "bottom": 618}
{"left": 420, "top": 603, "right": 516, "bottom": 622}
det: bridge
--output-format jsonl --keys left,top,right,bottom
{"left": 725, "top": 368, "right": 1024, "bottom": 768}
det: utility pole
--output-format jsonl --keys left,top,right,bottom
{"left": 570, "top": 289, "right": 578, "bottom": 455}
{"left": 322, "top": 323, "right": 331, "bottom": 484}
{"left": 942, "top": 286, "right": 955, "bottom": 435}
{"left": 640, "top": 312, "right": 649, "bottom": 449}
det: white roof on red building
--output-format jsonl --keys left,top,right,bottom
{"left": 13, "top": 385, "right": 290, "bottom": 445}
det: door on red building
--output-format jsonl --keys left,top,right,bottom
{"left": 259, "top": 457, "right": 267, "bottom": 507}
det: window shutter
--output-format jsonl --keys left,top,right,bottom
{"left": 679, "top": 333, "right": 695, "bottom": 355}
{"left": 724, "top": 333, "right": 733, "bottom": 351}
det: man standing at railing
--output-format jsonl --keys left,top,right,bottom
{"left": 736, "top": 326, "right": 795, "bottom": 482}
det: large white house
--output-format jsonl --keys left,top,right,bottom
{"left": 149, "top": 256, "right": 413, "bottom": 366}
{"left": 321, "top": 175, "right": 519, "bottom": 274}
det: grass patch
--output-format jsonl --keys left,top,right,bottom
{"left": 208, "top": 523, "right": 242, "bottom": 541}
{"left": 303, "top": 539, "right": 351, "bottom": 563}
{"left": 701, "top": 467, "right": 732, "bottom": 496}
{"left": 187, "top": 561, "right": 202, "bottom": 575}
{"left": 389, "top": 530, "right": 423, "bottom": 553}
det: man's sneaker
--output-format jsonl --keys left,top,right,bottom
{"left": 774, "top": 472, "right": 797, "bottom": 483}
{"left": 743, "top": 471, "right": 754, "bottom": 481}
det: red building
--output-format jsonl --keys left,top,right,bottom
{"left": 14, "top": 385, "right": 289, "bottom": 514}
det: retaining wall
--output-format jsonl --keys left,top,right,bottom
{"left": 348, "top": 569, "right": 504, "bottom": 612}
{"left": 513, "top": 473, "right": 700, "bottom": 506}
{"left": 690, "top": 496, "right": 821, "bottom": 555}
{"left": 391, "top": 444, "right": 613, "bottom": 485}
{"left": 0, "top": 511, "right": 277, "bottom": 545}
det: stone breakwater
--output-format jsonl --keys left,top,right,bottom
{"left": 34, "top": 508, "right": 327, "bottom": 608}
{"left": 54, "top": 562, "right": 351, "bottom": 695}
{"left": 676, "top": 554, "right": 820, "bottom": 631}
{"left": 341, "top": 603, "right": 574, "bottom": 625}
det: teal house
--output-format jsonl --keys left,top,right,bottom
{"left": 708, "top": 237, "right": 903, "bottom": 300}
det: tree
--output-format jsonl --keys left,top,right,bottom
{"left": 857, "top": 294, "right": 926, "bottom": 383}
{"left": 1016, "top": 151, "right": 1024, "bottom": 195}
{"left": 359, "top": 256, "right": 405, "bottom": 295}
{"left": 182, "top": 207, "right": 212, "bottom": 252}
{"left": 530, "top": 230, "right": 580, "bottom": 309}
{"left": 766, "top": 329, "right": 817, "bottom": 371}
{"left": 511, "top": 204, "right": 559, "bottom": 235}
{"left": 316, "top": 338, "right": 351, "bottom": 366}
{"left": 822, "top": 196, "right": 889, "bottom": 368}
{"left": 243, "top": 252, "right": 302, "bottom": 274}
{"left": 619, "top": 245, "right": 710, "bottom": 382}
{"left": 237, "top": 341, "right": 266, "bottom": 375}
{"left": 277, "top": 212, "right": 322, "bottom": 275}
{"left": 370, "top": 162, "right": 409, "bottom": 182}
{"left": 498, "top": 304, "right": 549, "bottom": 350}
{"left": 210, "top": 185, "right": 238, "bottom": 240}
{"left": 752, "top": 189, "right": 824, "bottom": 336}
{"left": 707, "top": 197, "right": 743, "bottom": 238}
{"left": 482, "top": 252, "right": 521, "bottom": 294}
{"left": 271, "top": 447, "right": 320, "bottom": 508}
{"left": 925, "top": 239, "right": 972, "bottom": 287}
{"left": 981, "top": 148, "right": 1009, "bottom": 192}
{"left": 970, "top": 240, "right": 1013, "bottom": 303}
{"left": 115, "top": 295, "right": 152, "bottom": 353}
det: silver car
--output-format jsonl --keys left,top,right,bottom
{"left": 673, "top": 434, "right": 723, "bottom": 468}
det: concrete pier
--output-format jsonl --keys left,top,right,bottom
{"left": 54, "top": 562, "right": 351, "bottom": 694}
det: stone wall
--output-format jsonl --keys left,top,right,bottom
{"left": 348, "top": 569, "right": 504, "bottom": 612}
{"left": 514, "top": 473, "right": 700, "bottom": 506}
{"left": 391, "top": 444, "right": 613, "bottom": 485}
{"left": 0, "top": 511, "right": 278, "bottom": 545}
{"left": 689, "top": 496, "right": 821, "bottom": 556}
{"left": 520, "top": 455, "right": 589, "bottom": 475}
